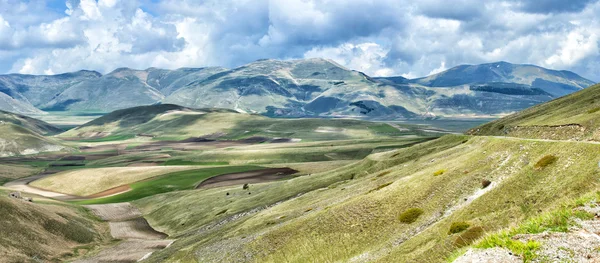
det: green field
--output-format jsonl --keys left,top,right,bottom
{"left": 75, "top": 165, "right": 265, "bottom": 205}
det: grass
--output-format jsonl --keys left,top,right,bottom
{"left": 454, "top": 226, "right": 485, "bottom": 247}
{"left": 475, "top": 203, "right": 596, "bottom": 261}
{"left": 76, "top": 134, "right": 135, "bottom": 142}
{"left": 534, "top": 155, "right": 557, "bottom": 170}
{"left": 74, "top": 165, "right": 264, "bottom": 204}
{"left": 162, "top": 160, "right": 229, "bottom": 166}
{"left": 399, "top": 208, "right": 424, "bottom": 223}
{"left": 0, "top": 195, "right": 109, "bottom": 262}
{"left": 60, "top": 104, "right": 422, "bottom": 142}
{"left": 134, "top": 135, "right": 600, "bottom": 263}
{"left": 469, "top": 83, "right": 600, "bottom": 140}
{"left": 31, "top": 166, "right": 198, "bottom": 196}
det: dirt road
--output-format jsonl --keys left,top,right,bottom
{"left": 76, "top": 202, "right": 173, "bottom": 263}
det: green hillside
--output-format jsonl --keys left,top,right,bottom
{"left": 0, "top": 192, "right": 109, "bottom": 262}
{"left": 0, "top": 110, "right": 62, "bottom": 135}
{"left": 132, "top": 135, "right": 600, "bottom": 262}
{"left": 469, "top": 83, "right": 600, "bottom": 140}
{"left": 60, "top": 104, "right": 419, "bottom": 141}
{"left": 0, "top": 123, "right": 65, "bottom": 157}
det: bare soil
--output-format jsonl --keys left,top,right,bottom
{"left": 84, "top": 203, "right": 143, "bottom": 221}
{"left": 196, "top": 168, "right": 298, "bottom": 189}
{"left": 86, "top": 185, "right": 132, "bottom": 198}
{"left": 109, "top": 218, "right": 168, "bottom": 240}
{"left": 74, "top": 239, "right": 174, "bottom": 263}
{"left": 80, "top": 202, "right": 172, "bottom": 262}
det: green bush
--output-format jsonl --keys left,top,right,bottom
{"left": 587, "top": 107, "right": 600, "bottom": 114}
{"left": 534, "top": 155, "right": 557, "bottom": 170}
{"left": 368, "top": 182, "right": 393, "bottom": 193}
{"left": 433, "top": 169, "right": 446, "bottom": 176}
{"left": 398, "top": 208, "right": 424, "bottom": 223}
{"left": 448, "top": 221, "right": 470, "bottom": 234}
{"left": 454, "top": 226, "right": 485, "bottom": 247}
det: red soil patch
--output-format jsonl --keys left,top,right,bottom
{"left": 195, "top": 168, "right": 298, "bottom": 189}
{"left": 86, "top": 185, "right": 132, "bottom": 198}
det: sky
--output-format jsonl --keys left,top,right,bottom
{"left": 0, "top": 0, "right": 599, "bottom": 81}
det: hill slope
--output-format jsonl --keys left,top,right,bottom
{"left": 0, "top": 59, "right": 593, "bottom": 118}
{"left": 0, "top": 110, "right": 62, "bottom": 135}
{"left": 468, "top": 83, "right": 600, "bottom": 140}
{"left": 132, "top": 134, "right": 600, "bottom": 262}
{"left": 0, "top": 193, "right": 108, "bottom": 262}
{"left": 60, "top": 104, "right": 412, "bottom": 141}
{"left": 0, "top": 111, "right": 64, "bottom": 156}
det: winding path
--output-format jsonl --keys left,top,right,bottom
{"left": 76, "top": 203, "right": 174, "bottom": 263}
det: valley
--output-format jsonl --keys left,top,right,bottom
{"left": 3, "top": 1, "right": 600, "bottom": 262}
{"left": 1, "top": 81, "right": 600, "bottom": 261}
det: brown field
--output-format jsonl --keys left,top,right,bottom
{"left": 196, "top": 168, "right": 298, "bottom": 189}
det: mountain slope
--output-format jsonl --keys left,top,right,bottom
{"left": 0, "top": 110, "right": 65, "bottom": 156}
{"left": 411, "top": 61, "right": 594, "bottom": 97}
{"left": 0, "top": 59, "right": 594, "bottom": 118}
{"left": 0, "top": 192, "right": 108, "bottom": 262}
{"left": 0, "top": 110, "right": 62, "bottom": 135}
{"left": 164, "top": 58, "right": 423, "bottom": 118}
{"left": 468, "top": 83, "right": 600, "bottom": 140}
{"left": 0, "top": 70, "right": 101, "bottom": 114}
{"left": 60, "top": 104, "right": 412, "bottom": 141}
{"left": 133, "top": 134, "right": 600, "bottom": 262}
{"left": 42, "top": 67, "right": 228, "bottom": 111}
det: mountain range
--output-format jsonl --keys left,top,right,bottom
{"left": 0, "top": 59, "right": 594, "bottom": 118}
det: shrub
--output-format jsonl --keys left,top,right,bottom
{"left": 587, "top": 107, "right": 600, "bottom": 114}
{"left": 448, "top": 221, "right": 470, "bottom": 234}
{"left": 454, "top": 226, "right": 485, "bottom": 247}
{"left": 377, "top": 171, "right": 392, "bottom": 177}
{"left": 534, "top": 155, "right": 558, "bottom": 170}
{"left": 399, "top": 208, "right": 424, "bottom": 223}
{"left": 243, "top": 183, "right": 249, "bottom": 190}
{"left": 368, "top": 182, "right": 393, "bottom": 193}
{"left": 433, "top": 169, "right": 446, "bottom": 176}
{"left": 481, "top": 179, "right": 492, "bottom": 188}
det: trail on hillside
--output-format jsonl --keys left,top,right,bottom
{"left": 76, "top": 202, "right": 174, "bottom": 263}
{"left": 490, "top": 135, "right": 600, "bottom": 145}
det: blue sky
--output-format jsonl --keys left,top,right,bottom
{"left": 0, "top": 0, "right": 599, "bottom": 81}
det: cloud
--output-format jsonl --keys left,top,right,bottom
{"left": 0, "top": 0, "right": 599, "bottom": 82}
{"left": 304, "top": 42, "right": 395, "bottom": 76}
{"left": 513, "top": 0, "right": 598, "bottom": 14}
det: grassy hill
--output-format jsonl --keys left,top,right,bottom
{"left": 131, "top": 134, "right": 600, "bottom": 262}
{"left": 0, "top": 191, "right": 109, "bottom": 262}
{"left": 0, "top": 123, "right": 65, "bottom": 157}
{"left": 468, "top": 83, "right": 600, "bottom": 140}
{"left": 59, "top": 104, "right": 417, "bottom": 141}
{"left": 0, "top": 110, "right": 62, "bottom": 135}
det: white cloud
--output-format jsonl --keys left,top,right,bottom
{"left": 544, "top": 29, "right": 599, "bottom": 68}
{"left": 0, "top": 0, "right": 598, "bottom": 81}
{"left": 304, "top": 42, "right": 395, "bottom": 76}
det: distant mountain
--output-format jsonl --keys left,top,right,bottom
{"left": 468, "top": 82, "right": 600, "bottom": 141}
{"left": 0, "top": 59, "right": 594, "bottom": 118}
{"left": 0, "top": 70, "right": 101, "bottom": 114}
{"left": 411, "top": 61, "right": 593, "bottom": 97}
